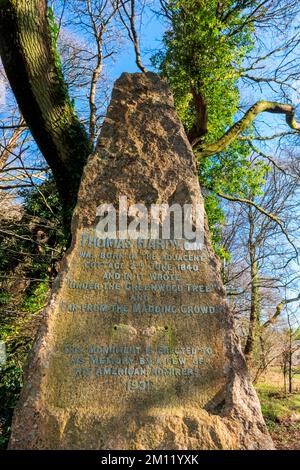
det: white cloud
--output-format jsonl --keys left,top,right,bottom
{"left": 291, "top": 80, "right": 300, "bottom": 106}
{"left": 0, "top": 76, "right": 6, "bottom": 107}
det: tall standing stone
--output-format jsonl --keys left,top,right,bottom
{"left": 9, "top": 73, "right": 274, "bottom": 450}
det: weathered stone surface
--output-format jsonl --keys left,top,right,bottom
{"left": 9, "top": 72, "right": 274, "bottom": 450}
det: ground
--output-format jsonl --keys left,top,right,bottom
{"left": 1, "top": 365, "right": 299, "bottom": 449}
{"left": 255, "top": 367, "right": 300, "bottom": 450}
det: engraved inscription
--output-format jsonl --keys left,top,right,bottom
{"left": 55, "top": 230, "right": 222, "bottom": 395}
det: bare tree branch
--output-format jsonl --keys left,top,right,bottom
{"left": 118, "top": 0, "right": 147, "bottom": 73}
{"left": 262, "top": 294, "right": 300, "bottom": 329}
{"left": 195, "top": 101, "right": 300, "bottom": 156}
{"left": 216, "top": 191, "right": 298, "bottom": 257}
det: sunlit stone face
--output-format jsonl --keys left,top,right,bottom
{"left": 9, "top": 72, "right": 273, "bottom": 450}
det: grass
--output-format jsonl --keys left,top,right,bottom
{"left": 255, "top": 383, "right": 300, "bottom": 432}
{"left": 255, "top": 382, "right": 300, "bottom": 449}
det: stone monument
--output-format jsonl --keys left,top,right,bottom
{"left": 9, "top": 72, "right": 274, "bottom": 449}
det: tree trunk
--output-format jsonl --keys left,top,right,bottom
{"left": 283, "top": 356, "right": 287, "bottom": 394}
{"left": 0, "top": 1, "right": 92, "bottom": 227}
{"left": 287, "top": 316, "right": 293, "bottom": 393}
{"left": 244, "top": 209, "right": 260, "bottom": 361}
{"left": 259, "top": 333, "right": 267, "bottom": 372}
{"left": 187, "top": 88, "right": 208, "bottom": 146}
{"left": 289, "top": 347, "right": 292, "bottom": 393}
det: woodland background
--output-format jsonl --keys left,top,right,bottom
{"left": 0, "top": 0, "right": 300, "bottom": 449}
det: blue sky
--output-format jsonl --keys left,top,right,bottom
{"left": 108, "top": 5, "right": 166, "bottom": 80}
